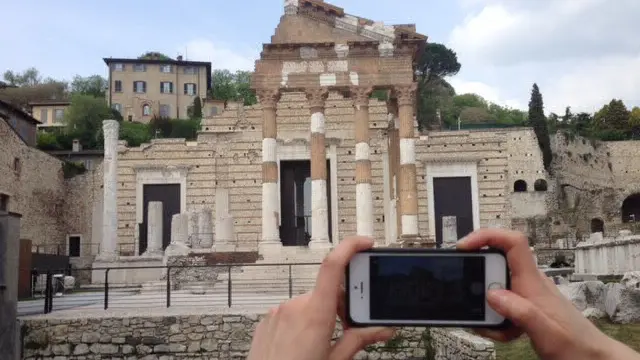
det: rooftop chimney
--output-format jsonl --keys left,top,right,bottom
{"left": 177, "top": 55, "right": 183, "bottom": 61}
{"left": 72, "top": 139, "right": 82, "bottom": 152}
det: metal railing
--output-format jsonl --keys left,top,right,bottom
{"left": 23, "top": 262, "right": 322, "bottom": 316}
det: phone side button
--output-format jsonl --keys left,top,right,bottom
{"left": 488, "top": 282, "right": 505, "bottom": 290}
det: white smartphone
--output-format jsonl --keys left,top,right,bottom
{"left": 346, "top": 249, "right": 510, "bottom": 328}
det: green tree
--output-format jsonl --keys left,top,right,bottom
{"left": 120, "top": 121, "right": 152, "bottom": 147}
{"left": 70, "top": 75, "right": 108, "bottom": 98}
{"left": 528, "top": 83, "right": 553, "bottom": 173}
{"left": 210, "top": 70, "right": 256, "bottom": 106}
{"left": 414, "top": 42, "right": 461, "bottom": 130}
{"left": 138, "top": 52, "right": 172, "bottom": 60}
{"left": 64, "top": 94, "right": 114, "bottom": 149}
{"left": 573, "top": 112, "right": 593, "bottom": 136}
{"left": 629, "top": 107, "right": 640, "bottom": 139}
{"left": 189, "top": 97, "right": 203, "bottom": 119}
{"left": 3, "top": 67, "right": 42, "bottom": 87}
{"left": 0, "top": 81, "right": 68, "bottom": 110}
{"left": 594, "top": 99, "right": 630, "bottom": 132}
{"left": 36, "top": 131, "right": 62, "bottom": 150}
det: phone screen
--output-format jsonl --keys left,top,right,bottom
{"left": 369, "top": 255, "right": 486, "bottom": 321}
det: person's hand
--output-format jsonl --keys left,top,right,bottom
{"left": 458, "top": 228, "right": 640, "bottom": 360}
{"left": 247, "top": 236, "right": 395, "bottom": 360}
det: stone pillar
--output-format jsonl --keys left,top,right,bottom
{"left": 352, "top": 86, "right": 374, "bottom": 237}
{"left": 97, "top": 119, "right": 119, "bottom": 261}
{"left": 187, "top": 209, "right": 199, "bottom": 248}
{"left": 198, "top": 208, "right": 213, "bottom": 248}
{"left": 307, "top": 88, "right": 331, "bottom": 249}
{"left": 394, "top": 84, "right": 419, "bottom": 240}
{"left": 144, "top": 201, "right": 163, "bottom": 256}
{"left": 214, "top": 188, "right": 236, "bottom": 251}
{"left": 257, "top": 89, "right": 282, "bottom": 252}
{"left": 442, "top": 216, "right": 457, "bottom": 248}
{"left": 165, "top": 213, "right": 190, "bottom": 256}
{"left": 0, "top": 212, "right": 20, "bottom": 360}
{"left": 387, "top": 100, "right": 402, "bottom": 243}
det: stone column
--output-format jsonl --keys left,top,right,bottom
{"left": 198, "top": 208, "right": 213, "bottom": 248}
{"left": 307, "top": 88, "right": 331, "bottom": 249}
{"left": 352, "top": 86, "right": 374, "bottom": 237}
{"left": 442, "top": 216, "right": 457, "bottom": 248}
{"left": 144, "top": 201, "right": 164, "bottom": 256}
{"left": 214, "top": 188, "right": 236, "bottom": 251}
{"left": 97, "top": 119, "right": 119, "bottom": 261}
{"left": 394, "top": 84, "right": 419, "bottom": 240}
{"left": 258, "top": 89, "right": 282, "bottom": 251}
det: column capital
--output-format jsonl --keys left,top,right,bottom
{"left": 257, "top": 89, "right": 281, "bottom": 109}
{"left": 305, "top": 88, "right": 329, "bottom": 110}
{"left": 350, "top": 86, "right": 374, "bottom": 107}
{"left": 393, "top": 83, "right": 418, "bottom": 107}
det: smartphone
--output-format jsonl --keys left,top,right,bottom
{"left": 346, "top": 248, "right": 510, "bottom": 328}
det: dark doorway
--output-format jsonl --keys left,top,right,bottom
{"left": 279, "top": 160, "right": 332, "bottom": 246}
{"left": 590, "top": 218, "right": 604, "bottom": 233}
{"left": 433, "top": 177, "right": 474, "bottom": 246}
{"left": 140, "top": 184, "right": 181, "bottom": 254}
{"left": 622, "top": 193, "right": 640, "bottom": 223}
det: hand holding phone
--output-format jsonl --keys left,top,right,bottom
{"left": 346, "top": 248, "right": 510, "bottom": 328}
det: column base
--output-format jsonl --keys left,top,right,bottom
{"left": 95, "top": 252, "right": 119, "bottom": 262}
{"left": 142, "top": 249, "right": 164, "bottom": 257}
{"left": 308, "top": 239, "right": 332, "bottom": 250}
{"left": 398, "top": 235, "right": 436, "bottom": 248}
{"left": 259, "top": 240, "right": 283, "bottom": 255}
{"left": 214, "top": 243, "right": 237, "bottom": 252}
{"left": 165, "top": 243, "right": 191, "bottom": 257}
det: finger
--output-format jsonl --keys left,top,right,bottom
{"left": 457, "top": 228, "right": 537, "bottom": 280}
{"left": 487, "top": 289, "right": 559, "bottom": 338}
{"left": 336, "top": 286, "right": 350, "bottom": 331}
{"left": 474, "top": 327, "right": 523, "bottom": 343}
{"left": 312, "top": 236, "right": 374, "bottom": 312}
{"left": 329, "top": 327, "right": 395, "bottom": 360}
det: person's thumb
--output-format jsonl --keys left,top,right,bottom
{"left": 487, "top": 289, "right": 554, "bottom": 337}
{"left": 329, "top": 327, "right": 395, "bottom": 360}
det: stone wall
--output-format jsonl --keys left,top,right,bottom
{"left": 21, "top": 314, "right": 495, "bottom": 360}
{"left": 575, "top": 234, "right": 640, "bottom": 275}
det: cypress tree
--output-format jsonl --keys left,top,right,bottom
{"left": 528, "top": 83, "right": 553, "bottom": 173}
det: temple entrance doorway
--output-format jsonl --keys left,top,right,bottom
{"left": 279, "top": 160, "right": 332, "bottom": 246}
{"left": 139, "top": 184, "right": 180, "bottom": 254}
{"left": 433, "top": 177, "right": 474, "bottom": 246}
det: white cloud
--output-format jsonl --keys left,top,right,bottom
{"left": 446, "top": 0, "right": 640, "bottom": 114}
{"left": 181, "top": 39, "right": 259, "bottom": 72}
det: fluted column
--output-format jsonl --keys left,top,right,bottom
{"left": 306, "top": 88, "right": 331, "bottom": 249}
{"left": 352, "top": 87, "right": 374, "bottom": 237}
{"left": 258, "top": 89, "right": 282, "bottom": 250}
{"left": 97, "top": 119, "right": 119, "bottom": 261}
{"left": 394, "top": 84, "right": 419, "bottom": 239}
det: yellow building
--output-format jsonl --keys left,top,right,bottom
{"left": 104, "top": 56, "right": 211, "bottom": 123}
{"left": 29, "top": 100, "right": 70, "bottom": 128}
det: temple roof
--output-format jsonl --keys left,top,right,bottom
{"left": 273, "top": 0, "right": 427, "bottom": 44}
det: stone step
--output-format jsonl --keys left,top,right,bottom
{"left": 140, "top": 281, "right": 168, "bottom": 294}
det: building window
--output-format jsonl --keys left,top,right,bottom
{"left": 160, "top": 65, "right": 172, "bottom": 73}
{"left": 40, "top": 109, "right": 48, "bottom": 123}
{"left": 0, "top": 194, "right": 8, "bottom": 212}
{"left": 134, "top": 64, "right": 146, "bottom": 72}
{"left": 114, "top": 80, "right": 122, "bottom": 93}
{"left": 184, "top": 83, "right": 196, "bottom": 96}
{"left": 210, "top": 107, "right": 218, "bottom": 116}
{"left": 113, "top": 63, "right": 124, "bottom": 71}
{"left": 513, "top": 180, "right": 527, "bottom": 192}
{"left": 13, "top": 158, "right": 21, "bottom": 176}
{"left": 159, "top": 104, "right": 171, "bottom": 118}
{"left": 54, "top": 109, "right": 64, "bottom": 123}
{"left": 142, "top": 104, "right": 151, "bottom": 116}
{"left": 128, "top": 115, "right": 133, "bottom": 122}
{"left": 134, "top": 81, "right": 146, "bottom": 93}
{"left": 534, "top": 179, "right": 548, "bottom": 192}
{"left": 160, "top": 81, "right": 173, "bottom": 94}
{"left": 112, "top": 103, "right": 122, "bottom": 114}
{"left": 183, "top": 66, "right": 196, "bottom": 74}
{"left": 68, "top": 236, "right": 81, "bottom": 257}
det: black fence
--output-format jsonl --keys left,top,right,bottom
{"left": 21, "top": 263, "right": 321, "bottom": 316}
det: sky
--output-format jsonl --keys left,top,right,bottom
{"left": 2, "top": 0, "right": 639, "bottom": 114}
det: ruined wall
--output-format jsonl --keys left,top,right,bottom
{"left": 416, "top": 130, "right": 511, "bottom": 237}
{"left": 0, "top": 119, "right": 67, "bottom": 250}
{"left": 608, "top": 140, "right": 640, "bottom": 199}
{"left": 21, "top": 314, "right": 495, "bottom": 360}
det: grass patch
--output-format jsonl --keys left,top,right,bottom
{"left": 495, "top": 320, "right": 640, "bottom": 360}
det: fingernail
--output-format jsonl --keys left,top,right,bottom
{"left": 487, "top": 289, "right": 509, "bottom": 310}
